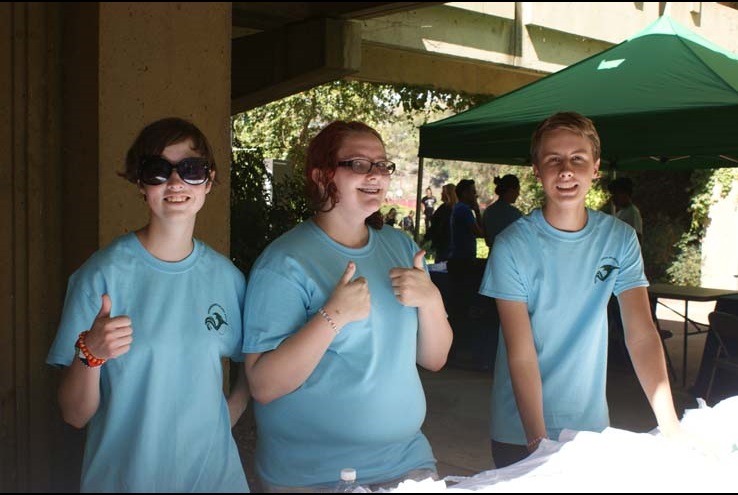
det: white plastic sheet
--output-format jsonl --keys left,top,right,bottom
{"left": 386, "top": 396, "right": 738, "bottom": 493}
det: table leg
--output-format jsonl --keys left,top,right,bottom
{"left": 682, "top": 301, "right": 689, "bottom": 388}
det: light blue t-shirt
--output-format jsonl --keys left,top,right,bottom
{"left": 479, "top": 208, "right": 647, "bottom": 444}
{"left": 616, "top": 203, "right": 643, "bottom": 236}
{"left": 482, "top": 200, "right": 522, "bottom": 249}
{"left": 243, "top": 219, "right": 436, "bottom": 488}
{"left": 46, "top": 233, "right": 249, "bottom": 493}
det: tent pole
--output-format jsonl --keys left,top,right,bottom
{"left": 414, "top": 156, "right": 424, "bottom": 244}
{"left": 609, "top": 161, "right": 617, "bottom": 214}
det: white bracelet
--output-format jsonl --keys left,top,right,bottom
{"left": 318, "top": 307, "right": 339, "bottom": 335}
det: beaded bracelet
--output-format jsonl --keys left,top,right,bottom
{"left": 75, "top": 331, "right": 106, "bottom": 368}
{"left": 318, "top": 307, "right": 339, "bottom": 335}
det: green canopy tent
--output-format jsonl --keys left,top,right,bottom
{"left": 418, "top": 16, "right": 738, "bottom": 173}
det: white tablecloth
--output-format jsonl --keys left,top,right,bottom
{"left": 385, "top": 396, "right": 738, "bottom": 493}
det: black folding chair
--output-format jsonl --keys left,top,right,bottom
{"left": 705, "top": 311, "right": 738, "bottom": 403}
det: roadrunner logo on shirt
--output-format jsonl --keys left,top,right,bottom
{"left": 205, "top": 303, "right": 229, "bottom": 334}
{"left": 595, "top": 257, "right": 620, "bottom": 283}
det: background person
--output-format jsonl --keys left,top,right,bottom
{"left": 447, "top": 179, "right": 486, "bottom": 368}
{"left": 477, "top": 174, "right": 523, "bottom": 374}
{"left": 402, "top": 209, "right": 416, "bottom": 235}
{"left": 448, "top": 179, "right": 484, "bottom": 262}
{"left": 421, "top": 187, "right": 437, "bottom": 234}
{"left": 384, "top": 207, "right": 398, "bottom": 227}
{"left": 242, "top": 120, "right": 453, "bottom": 492}
{"left": 606, "top": 176, "right": 655, "bottom": 367}
{"left": 482, "top": 174, "right": 522, "bottom": 249}
{"left": 46, "top": 117, "right": 250, "bottom": 492}
{"left": 428, "top": 183, "right": 456, "bottom": 262}
{"left": 607, "top": 177, "right": 643, "bottom": 243}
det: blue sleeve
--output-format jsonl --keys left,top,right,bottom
{"left": 613, "top": 228, "right": 648, "bottom": 296}
{"left": 229, "top": 268, "right": 248, "bottom": 362}
{"left": 46, "top": 272, "right": 102, "bottom": 367}
{"left": 242, "top": 267, "right": 311, "bottom": 354}
{"left": 479, "top": 234, "right": 528, "bottom": 302}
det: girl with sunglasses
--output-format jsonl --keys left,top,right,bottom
{"left": 242, "top": 121, "right": 453, "bottom": 492}
{"left": 46, "top": 117, "right": 250, "bottom": 492}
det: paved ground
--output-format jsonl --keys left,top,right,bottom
{"left": 233, "top": 305, "right": 714, "bottom": 489}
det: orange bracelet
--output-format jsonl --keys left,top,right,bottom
{"left": 75, "top": 331, "right": 106, "bottom": 367}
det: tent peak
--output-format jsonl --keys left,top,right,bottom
{"left": 418, "top": 13, "right": 738, "bottom": 169}
{"left": 632, "top": 15, "right": 738, "bottom": 61}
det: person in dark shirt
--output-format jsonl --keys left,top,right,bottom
{"left": 449, "top": 179, "right": 483, "bottom": 260}
{"left": 482, "top": 174, "right": 522, "bottom": 249}
{"left": 402, "top": 210, "right": 416, "bottom": 235}
{"left": 428, "top": 184, "right": 456, "bottom": 262}
{"left": 421, "top": 187, "right": 437, "bottom": 234}
{"left": 447, "top": 179, "right": 486, "bottom": 368}
{"left": 384, "top": 207, "right": 398, "bottom": 227}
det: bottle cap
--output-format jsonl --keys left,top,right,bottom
{"left": 340, "top": 468, "right": 357, "bottom": 482}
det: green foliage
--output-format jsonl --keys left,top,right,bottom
{"left": 666, "top": 232, "right": 703, "bottom": 286}
{"left": 643, "top": 212, "right": 684, "bottom": 281}
{"left": 664, "top": 168, "right": 736, "bottom": 285}
{"left": 230, "top": 146, "right": 311, "bottom": 275}
{"left": 608, "top": 168, "right": 737, "bottom": 284}
{"left": 232, "top": 80, "right": 395, "bottom": 168}
{"left": 392, "top": 85, "right": 494, "bottom": 123}
{"left": 585, "top": 180, "right": 610, "bottom": 211}
{"left": 476, "top": 238, "right": 489, "bottom": 260}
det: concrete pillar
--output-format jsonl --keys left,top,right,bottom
{"left": 97, "top": 2, "right": 232, "bottom": 253}
{"left": 0, "top": 2, "right": 233, "bottom": 491}
{"left": 1, "top": 3, "right": 65, "bottom": 491}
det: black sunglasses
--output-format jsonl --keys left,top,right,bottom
{"left": 138, "top": 156, "right": 211, "bottom": 186}
{"left": 337, "top": 159, "right": 396, "bottom": 176}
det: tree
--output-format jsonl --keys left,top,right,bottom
{"left": 232, "top": 81, "right": 395, "bottom": 168}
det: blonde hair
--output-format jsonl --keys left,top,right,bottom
{"left": 530, "top": 112, "right": 601, "bottom": 164}
{"left": 442, "top": 183, "right": 458, "bottom": 206}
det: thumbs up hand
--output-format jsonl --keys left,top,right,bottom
{"left": 323, "top": 261, "right": 371, "bottom": 329}
{"left": 389, "top": 250, "right": 439, "bottom": 307}
{"left": 84, "top": 294, "right": 134, "bottom": 360}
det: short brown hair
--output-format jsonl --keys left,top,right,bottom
{"left": 121, "top": 117, "right": 216, "bottom": 184}
{"left": 530, "top": 112, "right": 601, "bottom": 164}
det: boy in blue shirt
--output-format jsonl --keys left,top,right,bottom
{"left": 480, "top": 112, "right": 684, "bottom": 468}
